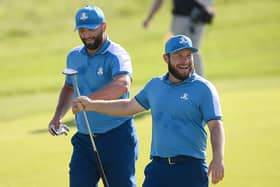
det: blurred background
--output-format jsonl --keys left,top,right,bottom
{"left": 0, "top": 0, "right": 279, "bottom": 186}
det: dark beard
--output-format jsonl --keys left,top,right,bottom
{"left": 81, "top": 32, "right": 103, "bottom": 50}
{"left": 168, "top": 61, "right": 190, "bottom": 81}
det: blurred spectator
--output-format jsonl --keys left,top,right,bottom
{"left": 143, "top": 0, "right": 215, "bottom": 76}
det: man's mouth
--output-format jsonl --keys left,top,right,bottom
{"left": 178, "top": 65, "right": 189, "bottom": 70}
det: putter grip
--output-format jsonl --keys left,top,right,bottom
{"left": 94, "top": 150, "right": 109, "bottom": 187}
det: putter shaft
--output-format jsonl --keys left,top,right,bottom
{"left": 72, "top": 74, "right": 109, "bottom": 187}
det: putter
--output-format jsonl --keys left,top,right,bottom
{"left": 50, "top": 124, "right": 70, "bottom": 136}
{"left": 62, "top": 68, "right": 109, "bottom": 187}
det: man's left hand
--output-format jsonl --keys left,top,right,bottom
{"left": 208, "top": 158, "right": 224, "bottom": 184}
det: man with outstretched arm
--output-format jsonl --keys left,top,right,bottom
{"left": 73, "top": 34, "right": 225, "bottom": 187}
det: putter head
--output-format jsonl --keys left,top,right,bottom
{"left": 62, "top": 68, "right": 78, "bottom": 76}
{"left": 50, "top": 124, "right": 70, "bottom": 136}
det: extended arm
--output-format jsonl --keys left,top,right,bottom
{"left": 73, "top": 96, "right": 146, "bottom": 117}
{"left": 48, "top": 82, "right": 74, "bottom": 135}
{"left": 143, "top": 0, "right": 164, "bottom": 28}
{"left": 207, "top": 120, "right": 225, "bottom": 184}
{"left": 88, "top": 74, "right": 131, "bottom": 100}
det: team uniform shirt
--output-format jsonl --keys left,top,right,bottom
{"left": 135, "top": 73, "right": 222, "bottom": 159}
{"left": 66, "top": 38, "right": 133, "bottom": 134}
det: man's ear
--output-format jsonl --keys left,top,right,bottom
{"left": 163, "top": 54, "right": 169, "bottom": 64}
{"left": 102, "top": 22, "right": 107, "bottom": 32}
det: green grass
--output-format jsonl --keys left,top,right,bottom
{"left": 0, "top": 0, "right": 280, "bottom": 186}
{"left": 1, "top": 78, "right": 280, "bottom": 187}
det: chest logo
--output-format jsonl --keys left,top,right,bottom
{"left": 97, "top": 67, "right": 103, "bottom": 76}
{"left": 180, "top": 93, "right": 189, "bottom": 100}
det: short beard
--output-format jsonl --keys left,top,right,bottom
{"left": 168, "top": 62, "right": 188, "bottom": 81}
{"left": 167, "top": 56, "right": 194, "bottom": 81}
{"left": 81, "top": 32, "right": 103, "bottom": 50}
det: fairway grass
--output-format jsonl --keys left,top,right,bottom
{"left": 0, "top": 0, "right": 279, "bottom": 186}
{"left": 0, "top": 77, "right": 280, "bottom": 187}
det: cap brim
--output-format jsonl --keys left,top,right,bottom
{"left": 74, "top": 24, "right": 101, "bottom": 31}
{"left": 166, "top": 46, "right": 198, "bottom": 54}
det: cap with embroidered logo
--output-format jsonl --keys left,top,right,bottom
{"left": 75, "top": 5, "right": 105, "bottom": 31}
{"left": 165, "top": 35, "right": 198, "bottom": 54}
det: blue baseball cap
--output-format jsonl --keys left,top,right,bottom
{"left": 75, "top": 6, "right": 105, "bottom": 31}
{"left": 165, "top": 35, "right": 198, "bottom": 54}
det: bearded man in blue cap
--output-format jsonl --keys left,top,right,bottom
{"left": 48, "top": 5, "right": 138, "bottom": 187}
{"left": 72, "top": 34, "right": 225, "bottom": 187}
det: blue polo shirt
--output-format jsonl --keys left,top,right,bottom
{"left": 135, "top": 73, "right": 222, "bottom": 159}
{"left": 66, "top": 38, "right": 133, "bottom": 134}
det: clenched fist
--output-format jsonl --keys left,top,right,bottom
{"left": 72, "top": 96, "right": 92, "bottom": 114}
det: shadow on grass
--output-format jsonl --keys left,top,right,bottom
{"left": 29, "top": 111, "right": 150, "bottom": 135}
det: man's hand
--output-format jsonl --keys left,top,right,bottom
{"left": 208, "top": 158, "right": 224, "bottom": 184}
{"left": 143, "top": 17, "right": 151, "bottom": 28}
{"left": 48, "top": 82, "right": 74, "bottom": 136}
{"left": 207, "top": 120, "right": 225, "bottom": 184}
{"left": 72, "top": 96, "right": 92, "bottom": 114}
{"left": 50, "top": 124, "right": 70, "bottom": 136}
{"left": 48, "top": 117, "right": 61, "bottom": 136}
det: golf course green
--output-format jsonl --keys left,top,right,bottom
{"left": 0, "top": 0, "right": 279, "bottom": 186}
